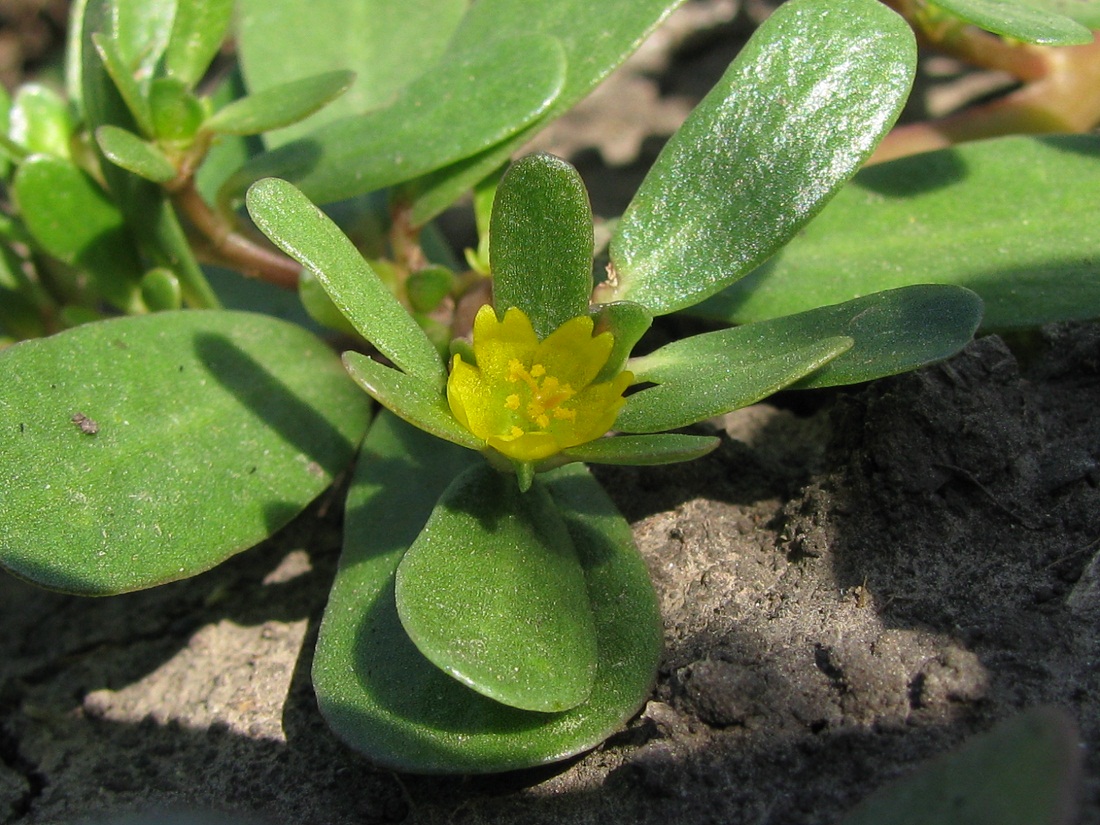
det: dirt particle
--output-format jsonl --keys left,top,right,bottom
{"left": 70, "top": 412, "right": 98, "bottom": 435}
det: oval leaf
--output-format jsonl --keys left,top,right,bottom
{"left": 163, "top": 0, "right": 234, "bottom": 87}
{"left": 246, "top": 177, "right": 444, "bottom": 386}
{"left": 0, "top": 310, "right": 371, "bottom": 595}
{"left": 700, "top": 136, "right": 1100, "bottom": 332}
{"left": 606, "top": 0, "right": 916, "bottom": 315}
{"left": 561, "top": 433, "right": 719, "bottom": 466}
{"left": 931, "top": 0, "right": 1092, "bottom": 44}
{"left": 491, "top": 153, "right": 594, "bottom": 338}
{"left": 205, "top": 70, "right": 355, "bottom": 136}
{"left": 313, "top": 412, "right": 663, "bottom": 772}
{"left": 223, "top": 35, "right": 565, "bottom": 206}
{"left": 396, "top": 464, "right": 598, "bottom": 712}
{"left": 96, "top": 124, "right": 177, "bottom": 183}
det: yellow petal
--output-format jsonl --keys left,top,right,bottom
{"left": 534, "top": 315, "right": 613, "bottom": 390}
{"left": 471, "top": 304, "right": 539, "bottom": 379}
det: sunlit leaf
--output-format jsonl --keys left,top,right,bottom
{"left": 0, "top": 311, "right": 371, "bottom": 595}
{"left": 931, "top": 0, "right": 1091, "bottom": 44}
{"left": 561, "top": 433, "right": 719, "bottom": 466}
{"left": 163, "top": 0, "right": 233, "bottom": 87}
{"left": 700, "top": 136, "right": 1100, "bottom": 332}
{"left": 246, "top": 178, "right": 444, "bottom": 386}
{"left": 96, "top": 125, "right": 177, "bottom": 183}
{"left": 606, "top": 0, "right": 916, "bottom": 315}
{"left": 204, "top": 70, "right": 355, "bottom": 136}
{"left": 491, "top": 153, "right": 593, "bottom": 338}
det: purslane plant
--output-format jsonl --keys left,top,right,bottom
{"left": 0, "top": 0, "right": 1097, "bottom": 776}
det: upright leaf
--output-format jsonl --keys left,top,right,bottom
{"left": 491, "top": 154, "right": 594, "bottom": 338}
{"left": 606, "top": 0, "right": 916, "bottom": 315}
{"left": 0, "top": 311, "right": 371, "bottom": 595}
{"left": 245, "top": 178, "right": 444, "bottom": 386}
{"left": 163, "top": 0, "right": 234, "bottom": 87}
{"left": 700, "top": 136, "right": 1100, "bottom": 331}
{"left": 236, "top": 0, "right": 467, "bottom": 146}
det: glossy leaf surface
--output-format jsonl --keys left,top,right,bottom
{"left": 163, "top": 0, "right": 233, "bottom": 87}
{"left": 225, "top": 36, "right": 563, "bottom": 207}
{"left": 246, "top": 178, "right": 444, "bottom": 386}
{"left": 408, "top": 0, "right": 685, "bottom": 224}
{"left": 0, "top": 311, "right": 370, "bottom": 595}
{"left": 204, "top": 71, "right": 355, "bottom": 136}
{"left": 13, "top": 153, "right": 144, "bottom": 312}
{"left": 841, "top": 708, "right": 1080, "bottom": 825}
{"left": 606, "top": 0, "right": 916, "bottom": 315}
{"left": 236, "top": 0, "right": 467, "bottom": 146}
{"left": 931, "top": 0, "right": 1091, "bottom": 44}
{"left": 96, "top": 125, "right": 177, "bottom": 183}
{"left": 396, "top": 465, "right": 597, "bottom": 712}
{"left": 313, "top": 412, "right": 662, "bottom": 773}
{"left": 700, "top": 136, "right": 1100, "bottom": 331}
{"left": 491, "top": 153, "right": 593, "bottom": 338}
{"left": 618, "top": 336, "right": 853, "bottom": 434}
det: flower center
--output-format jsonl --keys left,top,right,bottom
{"left": 503, "top": 358, "right": 577, "bottom": 438}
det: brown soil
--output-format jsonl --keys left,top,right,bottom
{"left": 2, "top": 2, "right": 1098, "bottom": 823}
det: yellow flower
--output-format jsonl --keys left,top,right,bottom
{"left": 447, "top": 305, "right": 633, "bottom": 463}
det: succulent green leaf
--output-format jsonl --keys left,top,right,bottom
{"left": 139, "top": 266, "right": 181, "bottom": 310}
{"left": 405, "top": 266, "right": 454, "bottom": 314}
{"left": 163, "top": 0, "right": 233, "bottom": 87}
{"left": 930, "top": 0, "right": 1091, "bottom": 44}
{"left": 1022, "top": 0, "right": 1100, "bottom": 26}
{"left": 148, "top": 77, "right": 205, "bottom": 143}
{"left": 204, "top": 71, "right": 355, "bottom": 136}
{"left": 223, "top": 35, "right": 565, "bottom": 207}
{"left": 561, "top": 433, "right": 720, "bottom": 466}
{"left": 342, "top": 351, "right": 483, "bottom": 451}
{"left": 408, "top": 0, "right": 686, "bottom": 224}
{"left": 591, "top": 300, "right": 653, "bottom": 383}
{"left": 91, "top": 32, "right": 154, "bottom": 137}
{"left": 313, "top": 412, "right": 662, "bottom": 772}
{"left": 605, "top": 0, "right": 916, "bottom": 316}
{"left": 700, "top": 136, "right": 1100, "bottom": 332}
{"left": 8, "top": 84, "right": 74, "bottom": 158}
{"left": 619, "top": 336, "right": 853, "bottom": 434}
{"left": 96, "top": 125, "right": 177, "bottom": 183}
{"left": 691, "top": 285, "right": 984, "bottom": 391}
{"left": 395, "top": 464, "right": 597, "bottom": 712}
{"left": 491, "top": 153, "right": 594, "bottom": 338}
{"left": 245, "top": 178, "right": 444, "bottom": 386}
{"left": 111, "top": 0, "right": 176, "bottom": 83}
{"left": 0, "top": 310, "right": 371, "bottom": 595}
{"left": 236, "top": 0, "right": 468, "bottom": 146}
{"left": 13, "top": 153, "right": 144, "bottom": 313}
{"left": 841, "top": 708, "right": 1081, "bottom": 825}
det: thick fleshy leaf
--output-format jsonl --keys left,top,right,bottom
{"left": 688, "top": 285, "right": 984, "bottom": 392}
{"left": 491, "top": 153, "right": 593, "bottom": 338}
{"left": 699, "top": 136, "right": 1100, "bottom": 332}
{"left": 841, "top": 708, "right": 1080, "bottom": 825}
{"left": 408, "top": 0, "right": 686, "bottom": 225}
{"left": 13, "top": 153, "right": 144, "bottom": 313}
{"left": 931, "top": 0, "right": 1091, "bottom": 44}
{"left": 313, "top": 412, "right": 662, "bottom": 773}
{"left": 91, "top": 32, "right": 154, "bottom": 136}
{"left": 246, "top": 178, "right": 444, "bottom": 386}
{"left": 396, "top": 464, "right": 597, "bottom": 712}
{"left": 342, "top": 351, "right": 483, "bottom": 451}
{"left": 561, "top": 433, "right": 719, "bottom": 466}
{"left": 236, "top": 0, "right": 468, "bottom": 146}
{"left": 163, "top": 0, "right": 233, "bottom": 87}
{"left": 204, "top": 71, "right": 355, "bottom": 136}
{"left": 619, "top": 336, "right": 852, "bottom": 433}
{"left": 96, "top": 125, "right": 177, "bottom": 183}
{"left": 605, "top": 0, "right": 916, "bottom": 316}
{"left": 111, "top": 0, "right": 175, "bottom": 84}
{"left": 1025, "top": 0, "right": 1100, "bottom": 26}
{"left": 0, "top": 311, "right": 371, "bottom": 595}
{"left": 148, "top": 77, "right": 205, "bottom": 143}
{"left": 8, "top": 84, "right": 73, "bottom": 158}
{"left": 223, "top": 35, "right": 565, "bottom": 207}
